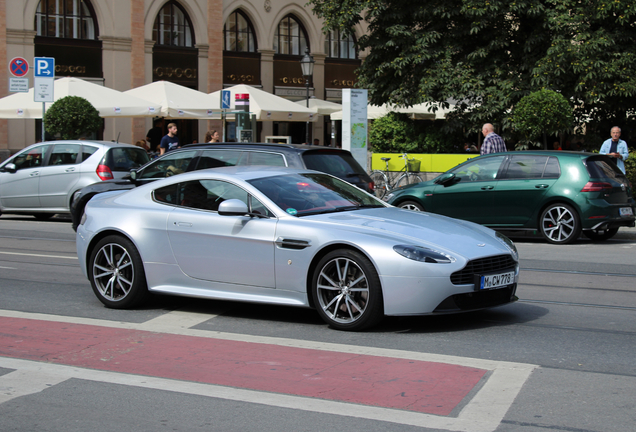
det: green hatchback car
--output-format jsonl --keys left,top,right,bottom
{"left": 385, "top": 151, "right": 636, "bottom": 244}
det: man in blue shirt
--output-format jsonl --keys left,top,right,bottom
{"left": 159, "top": 123, "right": 180, "bottom": 155}
{"left": 599, "top": 126, "right": 629, "bottom": 173}
{"left": 480, "top": 123, "right": 507, "bottom": 155}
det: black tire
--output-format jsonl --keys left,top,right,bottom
{"left": 370, "top": 171, "right": 389, "bottom": 199}
{"left": 88, "top": 235, "right": 149, "bottom": 308}
{"left": 583, "top": 227, "right": 619, "bottom": 241}
{"left": 398, "top": 200, "right": 424, "bottom": 211}
{"left": 539, "top": 203, "right": 581, "bottom": 244}
{"left": 311, "top": 249, "right": 384, "bottom": 331}
{"left": 32, "top": 213, "right": 54, "bottom": 220}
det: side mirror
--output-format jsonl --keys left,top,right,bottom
{"left": 2, "top": 163, "right": 17, "bottom": 173}
{"left": 434, "top": 172, "right": 456, "bottom": 185}
{"left": 218, "top": 199, "right": 249, "bottom": 216}
{"left": 129, "top": 169, "right": 137, "bottom": 181}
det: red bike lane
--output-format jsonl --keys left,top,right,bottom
{"left": 0, "top": 316, "right": 486, "bottom": 416}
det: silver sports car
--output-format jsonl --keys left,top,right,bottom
{"left": 76, "top": 166, "right": 520, "bottom": 331}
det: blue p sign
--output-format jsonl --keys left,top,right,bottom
{"left": 34, "top": 57, "right": 55, "bottom": 77}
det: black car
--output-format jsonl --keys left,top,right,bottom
{"left": 70, "top": 142, "right": 374, "bottom": 230}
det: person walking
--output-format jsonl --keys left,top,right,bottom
{"left": 146, "top": 119, "right": 163, "bottom": 153}
{"left": 599, "top": 126, "right": 629, "bottom": 173}
{"left": 159, "top": 123, "right": 180, "bottom": 155}
{"left": 205, "top": 130, "right": 220, "bottom": 143}
{"left": 480, "top": 123, "right": 507, "bottom": 155}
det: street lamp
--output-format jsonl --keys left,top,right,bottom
{"left": 300, "top": 47, "right": 315, "bottom": 144}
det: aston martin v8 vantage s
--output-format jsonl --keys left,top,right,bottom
{"left": 76, "top": 166, "right": 520, "bottom": 330}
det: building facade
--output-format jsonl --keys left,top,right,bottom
{"left": 0, "top": 0, "right": 366, "bottom": 160}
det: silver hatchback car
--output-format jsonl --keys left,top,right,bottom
{"left": 0, "top": 140, "right": 149, "bottom": 220}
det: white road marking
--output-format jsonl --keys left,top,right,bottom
{"left": 0, "top": 266, "right": 17, "bottom": 270}
{"left": 0, "top": 367, "right": 68, "bottom": 404}
{"left": 0, "top": 309, "right": 537, "bottom": 432}
{"left": 0, "top": 251, "right": 77, "bottom": 260}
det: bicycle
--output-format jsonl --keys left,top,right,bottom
{"left": 370, "top": 153, "right": 423, "bottom": 199}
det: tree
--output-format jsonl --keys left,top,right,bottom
{"left": 369, "top": 112, "right": 420, "bottom": 153}
{"left": 44, "top": 96, "right": 102, "bottom": 140}
{"left": 309, "top": 0, "right": 636, "bottom": 136}
{"left": 512, "top": 89, "right": 573, "bottom": 149}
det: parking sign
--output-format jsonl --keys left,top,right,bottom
{"left": 34, "top": 57, "right": 55, "bottom": 77}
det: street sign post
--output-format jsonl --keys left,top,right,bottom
{"left": 34, "top": 57, "right": 55, "bottom": 141}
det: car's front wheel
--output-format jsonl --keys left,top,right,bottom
{"left": 398, "top": 200, "right": 424, "bottom": 211}
{"left": 88, "top": 235, "right": 149, "bottom": 308}
{"left": 539, "top": 203, "right": 581, "bottom": 244}
{"left": 312, "top": 249, "right": 383, "bottom": 331}
{"left": 583, "top": 227, "right": 619, "bottom": 241}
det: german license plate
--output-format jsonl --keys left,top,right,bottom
{"left": 480, "top": 271, "right": 514, "bottom": 290}
{"left": 619, "top": 207, "right": 633, "bottom": 216}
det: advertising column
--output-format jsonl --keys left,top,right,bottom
{"left": 342, "top": 89, "right": 368, "bottom": 171}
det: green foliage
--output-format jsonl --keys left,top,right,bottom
{"left": 368, "top": 112, "right": 419, "bottom": 153}
{"left": 512, "top": 89, "right": 573, "bottom": 149}
{"left": 625, "top": 150, "right": 636, "bottom": 188}
{"left": 44, "top": 96, "right": 102, "bottom": 140}
{"left": 309, "top": 0, "right": 636, "bottom": 134}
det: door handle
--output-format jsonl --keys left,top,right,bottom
{"left": 173, "top": 222, "right": 192, "bottom": 227}
{"left": 29, "top": 171, "right": 39, "bottom": 177}
{"left": 65, "top": 167, "right": 75, "bottom": 172}
{"left": 481, "top": 185, "right": 494, "bottom": 190}
{"left": 534, "top": 184, "right": 549, "bottom": 189}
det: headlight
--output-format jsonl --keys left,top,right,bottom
{"left": 393, "top": 245, "right": 455, "bottom": 263}
{"left": 496, "top": 232, "right": 518, "bottom": 261}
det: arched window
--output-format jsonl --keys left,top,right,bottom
{"left": 325, "top": 30, "right": 357, "bottom": 59}
{"left": 35, "top": 0, "right": 98, "bottom": 39}
{"left": 224, "top": 10, "right": 256, "bottom": 52}
{"left": 274, "top": 15, "right": 308, "bottom": 55}
{"left": 153, "top": 1, "right": 194, "bottom": 47}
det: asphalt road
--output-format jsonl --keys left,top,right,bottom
{"left": 0, "top": 214, "right": 634, "bottom": 432}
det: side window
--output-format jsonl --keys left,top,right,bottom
{"left": 11, "top": 145, "right": 50, "bottom": 170}
{"left": 197, "top": 150, "right": 242, "bottom": 170}
{"left": 452, "top": 155, "right": 505, "bottom": 182}
{"left": 81, "top": 145, "right": 98, "bottom": 162}
{"left": 105, "top": 148, "right": 150, "bottom": 171}
{"left": 48, "top": 143, "right": 80, "bottom": 166}
{"left": 177, "top": 179, "right": 272, "bottom": 215}
{"left": 244, "top": 151, "right": 286, "bottom": 167}
{"left": 153, "top": 184, "right": 179, "bottom": 205}
{"left": 543, "top": 157, "right": 561, "bottom": 178}
{"left": 503, "top": 155, "right": 549, "bottom": 179}
{"left": 138, "top": 150, "right": 197, "bottom": 179}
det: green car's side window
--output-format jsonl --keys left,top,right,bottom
{"left": 503, "top": 155, "right": 561, "bottom": 180}
{"left": 452, "top": 156, "right": 505, "bottom": 182}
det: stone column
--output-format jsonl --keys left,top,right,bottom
{"left": 312, "top": 53, "right": 326, "bottom": 145}
{"left": 130, "top": 0, "right": 146, "bottom": 145}
{"left": 259, "top": 49, "right": 275, "bottom": 141}
{"left": 207, "top": 0, "right": 223, "bottom": 134}
{"left": 100, "top": 35, "right": 133, "bottom": 143}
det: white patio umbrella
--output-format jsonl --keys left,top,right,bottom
{"left": 209, "top": 84, "right": 317, "bottom": 122}
{"left": 124, "top": 81, "right": 218, "bottom": 119}
{"left": 294, "top": 97, "right": 342, "bottom": 115}
{"left": 330, "top": 102, "right": 452, "bottom": 120}
{"left": 0, "top": 77, "right": 162, "bottom": 119}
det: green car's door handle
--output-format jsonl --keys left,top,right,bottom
{"left": 481, "top": 185, "right": 494, "bottom": 190}
{"left": 535, "top": 184, "right": 549, "bottom": 189}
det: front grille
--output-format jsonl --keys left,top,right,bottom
{"left": 451, "top": 254, "right": 516, "bottom": 285}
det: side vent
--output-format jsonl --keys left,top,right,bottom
{"left": 275, "top": 238, "right": 311, "bottom": 250}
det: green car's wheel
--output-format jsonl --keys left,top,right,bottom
{"left": 540, "top": 203, "right": 581, "bottom": 244}
{"left": 398, "top": 200, "right": 424, "bottom": 211}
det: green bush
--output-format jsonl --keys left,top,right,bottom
{"left": 625, "top": 149, "right": 636, "bottom": 187}
{"left": 368, "top": 112, "right": 420, "bottom": 153}
{"left": 44, "top": 96, "right": 102, "bottom": 140}
{"left": 512, "top": 89, "right": 573, "bottom": 149}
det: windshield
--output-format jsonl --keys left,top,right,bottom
{"left": 248, "top": 173, "right": 385, "bottom": 216}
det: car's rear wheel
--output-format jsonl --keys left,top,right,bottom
{"left": 370, "top": 171, "right": 389, "bottom": 199}
{"left": 398, "top": 200, "right": 424, "bottom": 211}
{"left": 583, "top": 227, "right": 619, "bottom": 241}
{"left": 312, "top": 249, "right": 383, "bottom": 331}
{"left": 539, "top": 203, "right": 581, "bottom": 244}
{"left": 88, "top": 235, "right": 149, "bottom": 308}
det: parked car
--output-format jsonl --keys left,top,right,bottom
{"left": 385, "top": 151, "right": 636, "bottom": 244}
{"left": 76, "top": 166, "right": 519, "bottom": 331}
{"left": 70, "top": 142, "right": 374, "bottom": 230}
{"left": 0, "top": 140, "right": 149, "bottom": 220}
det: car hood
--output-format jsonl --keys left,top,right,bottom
{"left": 304, "top": 207, "right": 513, "bottom": 260}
